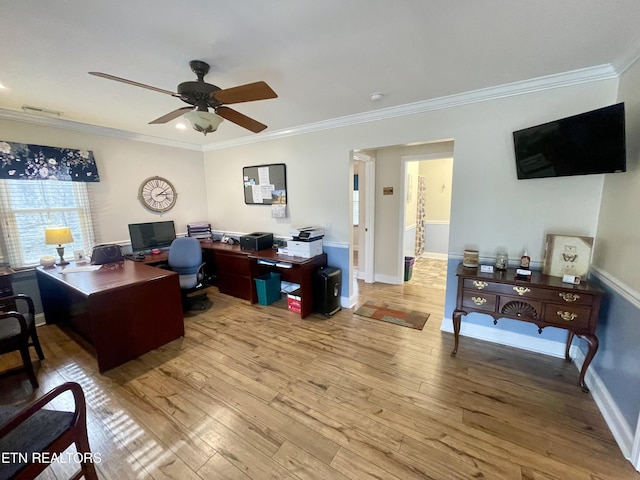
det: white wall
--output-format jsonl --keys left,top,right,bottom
{"left": 0, "top": 119, "right": 208, "bottom": 244}
{"left": 204, "top": 78, "right": 617, "bottom": 279}
{"left": 419, "top": 157, "right": 453, "bottom": 222}
{"left": 594, "top": 61, "right": 640, "bottom": 291}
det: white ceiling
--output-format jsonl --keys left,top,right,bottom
{"left": 1, "top": 1, "right": 640, "bottom": 149}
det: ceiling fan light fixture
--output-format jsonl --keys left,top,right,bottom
{"left": 184, "top": 110, "right": 224, "bottom": 135}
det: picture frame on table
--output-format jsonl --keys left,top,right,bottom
{"left": 74, "top": 249, "right": 87, "bottom": 263}
{"left": 542, "top": 234, "right": 593, "bottom": 278}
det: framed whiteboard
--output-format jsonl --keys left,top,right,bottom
{"left": 242, "top": 163, "right": 287, "bottom": 205}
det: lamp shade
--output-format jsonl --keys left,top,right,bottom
{"left": 184, "top": 110, "right": 224, "bottom": 135}
{"left": 45, "top": 226, "right": 73, "bottom": 245}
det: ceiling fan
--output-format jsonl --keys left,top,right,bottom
{"left": 89, "top": 60, "right": 277, "bottom": 135}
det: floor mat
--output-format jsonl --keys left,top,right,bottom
{"left": 354, "top": 300, "right": 429, "bottom": 330}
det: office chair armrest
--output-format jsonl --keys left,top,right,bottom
{"left": 0, "top": 382, "right": 86, "bottom": 437}
{"left": 0, "top": 293, "right": 35, "bottom": 316}
{"left": 0, "top": 310, "right": 29, "bottom": 335}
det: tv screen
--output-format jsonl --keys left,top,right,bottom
{"left": 128, "top": 221, "right": 176, "bottom": 252}
{"left": 513, "top": 103, "right": 626, "bottom": 179}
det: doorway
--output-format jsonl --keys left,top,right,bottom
{"left": 352, "top": 152, "right": 375, "bottom": 286}
{"left": 401, "top": 154, "right": 453, "bottom": 285}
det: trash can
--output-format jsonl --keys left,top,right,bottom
{"left": 254, "top": 272, "right": 281, "bottom": 305}
{"left": 404, "top": 256, "right": 415, "bottom": 281}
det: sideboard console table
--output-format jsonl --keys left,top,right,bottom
{"left": 452, "top": 263, "right": 604, "bottom": 391}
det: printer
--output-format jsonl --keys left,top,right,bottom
{"left": 240, "top": 232, "right": 274, "bottom": 251}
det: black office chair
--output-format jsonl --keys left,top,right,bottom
{"left": 0, "top": 294, "right": 45, "bottom": 389}
{"left": 168, "top": 237, "right": 209, "bottom": 310}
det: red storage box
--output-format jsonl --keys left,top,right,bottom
{"left": 287, "top": 289, "right": 301, "bottom": 314}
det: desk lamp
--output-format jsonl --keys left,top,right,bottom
{"left": 45, "top": 227, "right": 74, "bottom": 265}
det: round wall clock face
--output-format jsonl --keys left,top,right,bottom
{"left": 138, "top": 176, "right": 177, "bottom": 212}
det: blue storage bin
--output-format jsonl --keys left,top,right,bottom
{"left": 254, "top": 272, "right": 281, "bottom": 305}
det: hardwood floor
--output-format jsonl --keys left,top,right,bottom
{"left": 1, "top": 263, "right": 638, "bottom": 479}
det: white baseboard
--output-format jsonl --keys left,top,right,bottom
{"left": 375, "top": 274, "right": 403, "bottom": 285}
{"left": 572, "top": 347, "right": 634, "bottom": 462}
{"left": 347, "top": 294, "right": 358, "bottom": 309}
{"left": 440, "top": 316, "right": 568, "bottom": 358}
{"left": 422, "top": 252, "right": 448, "bottom": 260}
{"left": 35, "top": 312, "right": 46, "bottom": 327}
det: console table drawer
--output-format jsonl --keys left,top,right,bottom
{"left": 542, "top": 304, "right": 592, "bottom": 330}
{"left": 463, "top": 279, "right": 593, "bottom": 306}
{"left": 462, "top": 291, "right": 497, "bottom": 312}
{"left": 498, "top": 296, "right": 542, "bottom": 320}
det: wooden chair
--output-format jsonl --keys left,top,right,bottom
{"left": 0, "top": 381, "right": 99, "bottom": 480}
{"left": 0, "top": 294, "right": 45, "bottom": 388}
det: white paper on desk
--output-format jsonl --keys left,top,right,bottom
{"left": 61, "top": 265, "right": 102, "bottom": 273}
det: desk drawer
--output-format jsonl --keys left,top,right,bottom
{"left": 542, "top": 303, "right": 592, "bottom": 330}
{"left": 216, "top": 253, "right": 251, "bottom": 275}
{"left": 218, "top": 272, "right": 253, "bottom": 301}
{"left": 462, "top": 291, "right": 497, "bottom": 312}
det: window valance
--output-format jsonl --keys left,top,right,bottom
{"left": 0, "top": 141, "right": 100, "bottom": 182}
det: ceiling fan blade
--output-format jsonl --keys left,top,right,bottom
{"left": 149, "top": 106, "right": 194, "bottom": 124}
{"left": 212, "top": 81, "right": 277, "bottom": 104}
{"left": 217, "top": 106, "right": 267, "bottom": 133}
{"left": 89, "top": 72, "right": 179, "bottom": 97}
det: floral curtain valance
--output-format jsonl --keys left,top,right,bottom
{"left": 0, "top": 141, "right": 100, "bottom": 182}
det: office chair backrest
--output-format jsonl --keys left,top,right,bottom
{"left": 168, "top": 237, "right": 203, "bottom": 289}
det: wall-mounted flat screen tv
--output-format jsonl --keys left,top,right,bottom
{"left": 513, "top": 103, "right": 626, "bottom": 179}
{"left": 128, "top": 220, "right": 176, "bottom": 252}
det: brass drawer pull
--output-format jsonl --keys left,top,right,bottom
{"left": 471, "top": 296, "right": 487, "bottom": 306}
{"left": 557, "top": 311, "right": 578, "bottom": 322}
{"left": 559, "top": 292, "right": 580, "bottom": 303}
{"left": 513, "top": 286, "right": 530, "bottom": 296}
{"left": 472, "top": 281, "right": 488, "bottom": 290}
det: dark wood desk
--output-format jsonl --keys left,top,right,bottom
{"left": 36, "top": 261, "right": 184, "bottom": 372}
{"left": 452, "top": 263, "right": 604, "bottom": 391}
{"left": 249, "top": 250, "right": 327, "bottom": 319}
{"left": 133, "top": 241, "right": 328, "bottom": 318}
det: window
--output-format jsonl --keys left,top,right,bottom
{"left": 0, "top": 180, "right": 95, "bottom": 268}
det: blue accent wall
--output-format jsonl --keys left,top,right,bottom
{"left": 323, "top": 243, "right": 350, "bottom": 299}
{"left": 587, "top": 275, "right": 640, "bottom": 429}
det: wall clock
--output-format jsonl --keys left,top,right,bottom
{"left": 138, "top": 176, "right": 177, "bottom": 212}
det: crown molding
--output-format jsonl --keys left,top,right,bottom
{"left": 0, "top": 63, "right": 620, "bottom": 153}
{"left": 0, "top": 108, "right": 204, "bottom": 151}
{"left": 203, "top": 64, "right": 617, "bottom": 151}
{"left": 611, "top": 35, "right": 640, "bottom": 76}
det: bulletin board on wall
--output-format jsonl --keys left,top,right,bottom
{"left": 242, "top": 163, "right": 287, "bottom": 205}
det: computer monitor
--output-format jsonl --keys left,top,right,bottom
{"left": 128, "top": 221, "right": 176, "bottom": 253}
